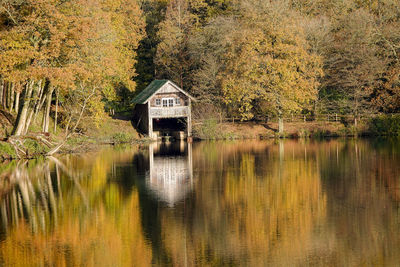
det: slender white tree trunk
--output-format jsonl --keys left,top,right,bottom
{"left": 24, "top": 81, "right": 43, "bottom": 134}
{"left": 278, "top": 117, "right": 284, "bottom": 135}
{"left": 9, "top": 83, "right": 14, "bottom": 112}
{"left": 32, "top": 80, "right": 45, "bottom": 124}
{"left": 54, "top": 89, "right": 58, "bottom": 133}
{"left": 42, "top": 86, "right": 54, "bottom": 133}
{"left": 0, "top": 80, "right": 3, "bottom": 108}
{"left": 13, "top": 80, "right": 35, "bottom": 136}
{"left": 15, "top": 91, "right": 20, "bottom": 113}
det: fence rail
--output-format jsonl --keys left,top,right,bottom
{"left": 193, "top": 113, "right": 400, "bottom": 124}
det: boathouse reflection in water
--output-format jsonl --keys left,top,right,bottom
{"left": 146, "top": 141, "right": 193, "bottom": 206}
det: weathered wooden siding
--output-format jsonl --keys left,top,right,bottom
{"left": 149, "top": 106, "right": 189, "bottom": 118}
{"left": 149, "top": 92, "right": 187, "bottom": 107}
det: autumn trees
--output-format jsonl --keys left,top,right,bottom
{"left": 153, "top": 0, "right": 321, "bottom": 132}
{"left": 150, "top": 0, "right": 400, "bottom": 130}
{"left": 219, "top": 1, "right": 322, "bottom": 131}
{"left": 298, "top": 0, "right": 400, "bottom": 118}
{"left": 1, "top": 0, "right": 400, "bottom": 141}
{"left": 0, "top": 0, "right": 144, "bottom": 140}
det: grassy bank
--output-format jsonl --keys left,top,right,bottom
{"left": 0, "top": 110, "right": 148, "bottom": 160}
{"left": 1, "top": 111, "right": 399, "bottom": 160}
{"left": 192, "top": 116, "right": 398, "bottom": 140}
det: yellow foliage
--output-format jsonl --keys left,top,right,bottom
{"left": 219, "top": 1, "right": 323, "bottom": 119}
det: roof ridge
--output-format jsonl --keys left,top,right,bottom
{"left": 132, "top": 79, "right": 195, "bottom": 104}
{"left": 132, "top": 80, "right": 169, "bottom": 104}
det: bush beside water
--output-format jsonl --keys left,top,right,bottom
{"left": 0, "top": 142, "right": 16, "bottom": 159}
{"left": 369, "top": 115, "right": 400, "bottom": 136}
{"left": 111, "top": 132, "right": 136, "bottom": 143}
{"left": 194, "top": 118, "right": 219, "bottom": 139}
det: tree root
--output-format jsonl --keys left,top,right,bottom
{"left": 6, "top": 133, "right": 56, "bottom": 159}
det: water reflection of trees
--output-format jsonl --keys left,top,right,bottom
{"left": 155, "top": 140, "right": 400, "bottom": 266}
{"left": 318, "top": 139, "right": 400, "bottom": 266}
{"left": 0, "top": 148, "right": 152, "bottom": 266}
{"left": 1, "top": 140, "right": 400, "bottom": 266}
{"left": 155, "top": 140, "right": 328, "bottom": 266}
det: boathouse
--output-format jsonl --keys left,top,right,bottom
{"left": 132, "top": 80, "right": 195, "bottom": 139}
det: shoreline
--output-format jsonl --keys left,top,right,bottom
{"left": 1, "top": 130, "right": 397, "bottom": 162}
{"left": 1, "top": 115, "right": 399, "bottom": 161}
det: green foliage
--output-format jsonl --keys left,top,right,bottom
{"left": 23, "top": 139, "right": 49, "bottom": 156}
{"left": 193, "top": 118, "right": 219, "bottom": 139}
{"left": 111, "top": 132, "right": 136, "bottom": 143}
{"left": 369, "top": 115, "right": 400, "bottom": 136}
{"left": 66, "top": 136, "right": 94, "bottom": 146}
{"left": 296, "top": 129, "right": 310, "bottom": 138}
{"left": 135, "top": 0, "right": 169, "bottom": 92}
{"left": 0, "top": 141, "right": 16, "bottom": 159}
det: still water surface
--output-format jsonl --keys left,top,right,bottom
{"left": 0, "top": 139, "right": 400, "bottom": 266}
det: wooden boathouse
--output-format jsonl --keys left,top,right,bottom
{"left": 132, "top": 80, "right": 195, "bottom": 139}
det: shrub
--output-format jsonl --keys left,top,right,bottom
{"left": 24, "top": 139, "right": 49, "bottom": 155}
{"left": 369, "top": 115, "right": 400, "bottom": 136}
{"left": 0, "top": 141, "right": 16, "bottom": 159}
{"left": 194, "top": 118, "right": 219, "bottom": 139}
{"left": 112, "top": 132, "right": 134, "bottom": 143}
{"left": 297, "top": 129, "right": 310, "bottom": 138}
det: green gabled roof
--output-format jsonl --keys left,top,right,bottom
{"left": 132, "top": 80, "right": 169, "bottom": 104}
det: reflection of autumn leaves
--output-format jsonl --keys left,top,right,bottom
{"left": 2, "top": 140, "right": 400, "bottom": 266}
{"left": 318, "top": 140, "right": 400, "bottom": 266}
{"left": 1, "top": 189, "right": 151, "bottom": 267}
{"left": 161, "top": 141, "right": 327, "bottom": 266}
{"left": 224, "top": 154, "right": 326, "bottom": 265}
{"left": 0, "top": 147, "right": 152, "bottom": 267}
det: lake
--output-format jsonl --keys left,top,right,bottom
{"left": 0, "top": 139, "right": 399, "bottom": 266}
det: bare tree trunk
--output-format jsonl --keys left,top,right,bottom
{"left": 24, "top": 80, "right": 44, "bottom": 134}
{"left": 54, "top": 89, "right": 58, "bottom": 133}
{"left": 6, "top": 82, "right": 10, "bottom": 110}
{"left": 278, "top": 108, "right": 284, "bottom": 135}
{"left": 2, "top": 81, "right": 6, "bottom": 108}
{"left": 13, "top": 80, "right": 35, "bottom": 136}
{"left": 47, "top": 86, "right": 96, "bottom": 156}
{"left": 15, "top": 91, "right": 20, "bottom": 113}
{"left": 42, "top": 86, "right": 54, "bottom": 133}
{"left": 0, "top": 80, "right": 3, "bottom": 108}
{"left": 31, "top": 80, "right": 45, "bottom": 125}
{"left": 9, "top": 83, "right": 14, "bottom": 112}
{"left": 24, "top": 81, "right": 42, "bottom": 134}
{"left": 278, "top": 117, "right": 284, "bottom": 135}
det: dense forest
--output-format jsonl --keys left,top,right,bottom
{"left": 0, "top": 0, "right": 399, "bottom": 139}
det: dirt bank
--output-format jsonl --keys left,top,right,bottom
{"left": 193, "top": 120, "right": 362, "bottom": 140}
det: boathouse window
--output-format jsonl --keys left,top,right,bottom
{"left": 155, "top": 99, "right": 161, "bottom": 106}
{"left": 162, "top": 98, "right": 174, "bottom": 107}
{"left": 175, "top": 98, "right": 181, "bottom": 105}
